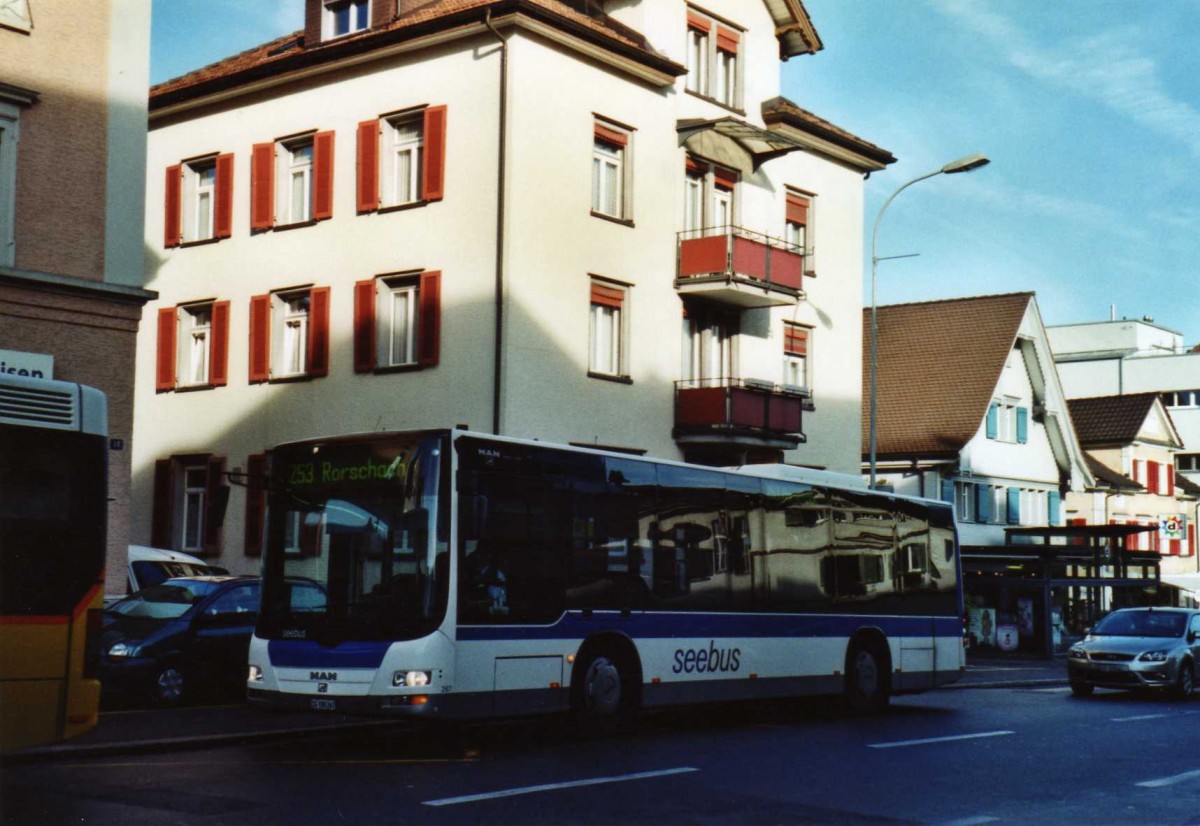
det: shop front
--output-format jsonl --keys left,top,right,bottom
{"left": 963, "top": 525, "right": 1161, "bottom": 658}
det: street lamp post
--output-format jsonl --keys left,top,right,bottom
{"left": 868, "top": 153, "right": 990, "bottom": 490}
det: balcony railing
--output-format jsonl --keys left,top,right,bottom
{"left": 676, "top": 226, "right": 806, "bottom": 308}
{"left": 674, "top": 378, "right": 807, "bottom": 445}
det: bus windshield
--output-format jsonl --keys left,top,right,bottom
{"left": 258, "top": 433, "right": 449, "bottom": 644}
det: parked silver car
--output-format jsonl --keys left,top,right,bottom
{"left": 1068, "top": 608, "right": 1200, "bottom": 699}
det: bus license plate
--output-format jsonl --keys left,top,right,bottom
{"left": 310, "top": 698, "right": 336, "bottom": 711}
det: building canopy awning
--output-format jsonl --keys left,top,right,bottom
{"left": 678, "top": 117, "right": 805, "bottom": 176}
{"left": 1162, "top": 573, "right": 1200, "bottom": 595}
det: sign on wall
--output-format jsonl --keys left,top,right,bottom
{"left": 0, "top": 349, "right": 53, "bottom": 379}
{"left": 1159, "top": 515, "right": 1185, "bottom": 542}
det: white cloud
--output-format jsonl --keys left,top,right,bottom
{"left": 931, "top": 0, "right": 1200, "bottom": 157}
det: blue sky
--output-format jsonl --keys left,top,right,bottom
{"left": 151, "top": 0, "right": 1200, "bottom": 344}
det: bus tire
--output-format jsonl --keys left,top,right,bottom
{"left": 570, "top": 644, "right": 640, "bottom": 735}
{"left": 844, "top": 639, "right": 889, "bottom": 715}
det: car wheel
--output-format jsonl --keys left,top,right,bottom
{"left": 1174, "top": 661, "right": 1194, "bottom": 700}
{"left": 1069, "top": 680, "right": 1094, "bottom": 697}
{"left": 154, "top": 666, "right": 187, "bottom": 705}
{"left": 844, "top": 641, "right": 889, "bottom": 714}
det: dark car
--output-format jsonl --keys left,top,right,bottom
{"left": 1067, "top": 607, "right": 1200, "bottom": 699}
{"left": 96, "top": 576, "right": 272, "bottom": 705}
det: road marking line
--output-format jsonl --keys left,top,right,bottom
{"left": 1112, "top": 713, "right": 1168, "bottom": 722}
{"left": 1136, "top": 768, "right": 1200, "bottom": 788}
{"left": 869, "top": 731, "right": 1014, "bottom": 749}
{"left": 942, "top": 816, "right": 1000, "bottom": 826}
{"left": 422, "top": 766, "right": 699, "bottom": 807}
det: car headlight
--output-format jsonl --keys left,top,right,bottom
{"left": 248, "top": 665, "right": 263, "bottom": 682}
{"left": 106, "top": 641, "right": 141, "bottom": 659}
{"left": 1138, "top": 650, "right": 1170, "bottom": 662}
{"left": 1068, "top": 647, "right": 1086, "bottom": 660}
{"left": 393, "top": 670, "right": 431, "bottom": 687}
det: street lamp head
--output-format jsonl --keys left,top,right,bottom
{"left": 941, "top": 153, "right": 990, "bottom": 175}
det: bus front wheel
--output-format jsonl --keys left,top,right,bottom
{"left": 570, "top": 648, "right": 639, "bottom": 734}
{"left": 844, "top": 641, "right": 889, "bottom": 714}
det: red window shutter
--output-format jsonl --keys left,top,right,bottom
{"left": 214, "top": 153, "right": 234, "bottom": 239}
{"left": 786, "top": 192, "right": 808, "bottom": 225}
{"left": 248, "top": 294, "right": 271, "bottom": 383}
{"left": 308, "top": 286, "right": 331, "bottom": 377}
{"left": 1190, "top": 524, "right": 1197, "bottom": 557}
{"left": 716, "top": 26, "right": 739, "bottom": 54}
{"left": 244, "top": 453, "right": 268, "bottom": 556}
{"left": 357, "top": 119, "right": 380, "bottom": 213}
{"left": 354, "top": 279, "right": 377, "bottom": 373}
{"left": 1170, "top": 539, "right": 1182, "bottom": 556}
{"left": 594, "top": 123, "right": 628, "bottom": 148}
{"left": 1147, "top": 461, "right": 1159, "bottom": 494}
{"left": 202, "top": 455, "right": 226, "bottom": 556}
{"left": 210, "top": 300, "right": 230, "bottom": 387}
{"left": 151, "top": 458, "right": 174, "bottom": 548}
{"left": 418, "top": 271, "right": 442, "bottom": 367}
{"left": 590, "top": 282, "right": 624, "bottom": 309}
{"left": 250, "top": 142, "right": 275, "bottom": 230}
{"left": 313, "top": 130, "right": 335, "bottom": 220}
{"left": 156, "top": 307, "right": 177, "bottom": 391}
{"left": 713, "top": 166, "right": 737, "bottom": 191}
{"left": 686, "top": 11, "right": 711, "bottom": 33}
{"left": 422, "top": 105, "right": 447, "bottom": 202}
{"left": 685, "top": 155, "right": 707, "bottom": 176}
{"left": 1167, "top": 465, "right": 1175, "bottom": 495}
{"left": 1132, "top": 459, "right": 1143, "bottom": 485}
{"left": 164, "top": 164, "right": 182, "bottom": 247}
{"left": 783, "top": 324, "right": 808, "bottom": 356}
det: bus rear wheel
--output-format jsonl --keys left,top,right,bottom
{"left": 570, "top": 649, "right": 638, "bottom": 735}
{"left": 844, "top": 641, "right": 889, "bottom": 715}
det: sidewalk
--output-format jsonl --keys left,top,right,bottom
{"left": 5, "top": 657, "right": 1067, "bottom": 762}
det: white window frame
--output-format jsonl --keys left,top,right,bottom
{"left": 683, "top": 307, "right": 736, "bottom": 385}
{"left": 181, "top": 158, "right": 216, "bottom": 243}
{"left": 324, "top": 0, "right": 370, "bottom": 39}
{"left": 684, "top": 9, "right": 741, "bottom": 108}
{"left": 993, "top": 398, "right": 1020, "bottom": 443}
{"left": 685, "top": 26, "right": 708, "bottom": 94}
{"left": 683, "top": 169, "right": 704, "bottom": 233}
{"left": 272, "top": 289, "right": 311, "bottom": 378}
{"left": 956, "top": 482, "right": 975, "bottom": 523}
{"left": 383, "top": 113, "right": 424, "bottom": 207}
{"left": 377, "top": 274, "right": 419, "bottom": 368}
{"left": 180, "top": 464, "right": 208, "bottom": 552}
{"left": 591, "top": 135, "right": 626, "bottom": 220}
{"left": 588, "top": 280, "right": 628, "bottom": 378}
{"left": 712, "top": 183, "right": 733, "bottom": 230}
{"left": 782, "top": 323, "right": 810, "bottom": 393}
{"left": 277, "top": 136, "right": 314, "bottom": 225}
{"left": 715, "top": 47, "right": 737, "bottom": 107}
{"left": 177, "top": 303, "right": 213, "bottom": 387}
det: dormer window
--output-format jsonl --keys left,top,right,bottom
{"left": 326, "top": 0, "right": 370, "bottom": 39}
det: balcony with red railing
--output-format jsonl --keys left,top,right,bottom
{"left": 674, "top": 378, "right": 808, "bottom": 450}
{"left": 676, "top": 226, "right": 807, "bottom": 308}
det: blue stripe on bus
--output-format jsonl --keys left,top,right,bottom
{"left": 267, "top": 640, "right": 392, "bottom": 669}
{"left": 457, "top": 612, "right": 962, "bottom": 642}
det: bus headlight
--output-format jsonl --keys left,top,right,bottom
{"left": 107, "top": 641, "right": 141, "bottom": 660}
{"left": 248, "top": 665, "right": 264, "bottom": 682}
{"left": 393, "top": 670, "right": 431, "bottom": 687}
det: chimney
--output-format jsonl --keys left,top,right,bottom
{"left": 373, "top": 0, "right": 396, "bottom": 27}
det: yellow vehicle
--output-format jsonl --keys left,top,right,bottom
{"left": 0, "top": 374, "right": 106, "bottom": 752}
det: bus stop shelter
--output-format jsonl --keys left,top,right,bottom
{"left": 962, "top": 524, "right": 1161, "bottom": 658}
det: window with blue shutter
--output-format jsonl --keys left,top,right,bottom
{"left": 1006, "top": 487, "right": 1020, "bottom": 525}
{"left": 941, "top": 478, "right": 955, "bottom": 504}
{"left": 975, "top": 485, "right": 992, "bottom": 523}
{"left": 986, "top": 402, "right": 999, "bottom": 440}
{"left": 1016, "top": 407, "right": 1028, "bottom": 444}
{"left": 1048, "top": 490, "right": 1061, "bottom": 525}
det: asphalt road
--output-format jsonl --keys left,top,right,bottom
{"left": 4, "top": 686, "right": 1200, "bottom": 824}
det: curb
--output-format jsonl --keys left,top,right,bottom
{"left": 942, "top": 678, "right": 1069, "bottom": 690}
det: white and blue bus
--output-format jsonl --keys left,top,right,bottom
{"left": 248, "top": 429, "right": 963, "bottom": 723}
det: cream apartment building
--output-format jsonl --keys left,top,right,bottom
{"left": 134, "top": 0, "right": 893, "bottom": 571}
{"left": 0, "top": 0, "right": 154, "bottom": 588}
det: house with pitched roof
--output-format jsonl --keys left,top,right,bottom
{"left": 133, "top": 0, "right": 896, "bottom": 571}
{"left": 1065, "top": 393, "right": 1197, "bottom": 570}
{"left": 861, "top": 293, "right": 1092, "bottom": 546}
